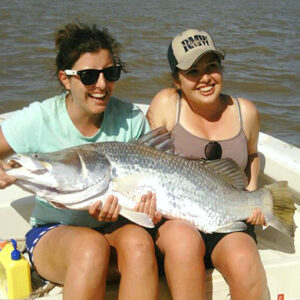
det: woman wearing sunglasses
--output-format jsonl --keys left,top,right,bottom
{"left": 147, "top": 29, "right": 269, "bottom": 300}
{"left": 0, "top": 23, "right": 160, "bottom": 300}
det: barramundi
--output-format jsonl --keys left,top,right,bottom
{"left": 6, "top": 128, "right": 295, "bottom": 236}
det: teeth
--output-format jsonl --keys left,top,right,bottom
{"left": 200, "top": 86, "right": 213, "bottom": 92}
{"left": 89, "top": 93, "right": 106, "bottom": 99}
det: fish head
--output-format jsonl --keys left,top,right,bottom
{"left": 33, "top": 148, "right": 112, "bottom": 191}
{"left": 6, "top": 147, "right": 112, "bottom": 193}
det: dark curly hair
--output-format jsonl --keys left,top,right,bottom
{"left": 55, "top": 22, "right": 126, "bottom": 80}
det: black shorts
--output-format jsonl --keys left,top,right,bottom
{"left": 200, "top": 223, "right": 257, "bottom": 269}
{"left": 154, "top": 219, "right": 256, "bottom": 271}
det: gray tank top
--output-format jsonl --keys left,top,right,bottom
{"left": 171, "top": 96, "right": 248, "bottom": 170}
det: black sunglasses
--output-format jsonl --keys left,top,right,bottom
{"left": 204, "top": 140, "right": 222, "bottom": 160}
{"left": 64, "top": 65, "right": 121, "bottom": 85}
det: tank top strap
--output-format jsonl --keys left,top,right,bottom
{"left": 175, "top": 91, "right": 182, "bottom": 125}
{"left": 233, "top": 97, "right": 243, "bottom": 129}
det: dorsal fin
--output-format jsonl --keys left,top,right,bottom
{"left": 131, "top": 126, "right": 175, "bottom": 152}
{"left": 202, "top": 158, "right": 248, "bottom": 190}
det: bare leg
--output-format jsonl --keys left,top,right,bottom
{"left": 105, "top": 224, "right": 159, "bottom": 300}
{"left": 211, "top": 232, "right": 270, "bottom": 300}
{"left": 33, "top": 226, "right": 110, "bottom": 300}
{"left": 156, "top": 220, "right": 206, "bottom": 300}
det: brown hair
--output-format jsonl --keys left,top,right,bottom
{"left": 55, "top": 22, "right": 126, "bottom": 80}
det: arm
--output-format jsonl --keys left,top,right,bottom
{"left": 239, "top": 98, "right": 260, "bottom": 191}
{"left": 0, "top": 128, "right": 15, "bottom": 160}
{"left": 0, "top": 127, "right": 16, "bottom": 188}
{"left": 239, "top": 98, "right": 265, "bottom": 225}
{"left": 246, "top": 153, "right": 260, "bottom": 191}
{"left": 146, "top": 88, "right": 178, "bottom": 130}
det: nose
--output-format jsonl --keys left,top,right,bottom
{"left": 200, "top": 73, "right": 211, "bottom": 83}
{"left": 95, "top": 72, "right": 107, "bottom": 89}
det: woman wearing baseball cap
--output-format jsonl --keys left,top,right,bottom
{"left": 147, "top": 29, "right": 269, "bottom": 300}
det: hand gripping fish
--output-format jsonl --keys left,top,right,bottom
{"left": 6, "top": 128, "right": 296, "bottom": 236}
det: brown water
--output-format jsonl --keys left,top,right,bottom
{"left": 0, "top": 0, "right": 299, "bottom": 147}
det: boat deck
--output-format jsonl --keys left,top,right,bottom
{"left": 1, "top": 109, "right": 300, "bottom": 299}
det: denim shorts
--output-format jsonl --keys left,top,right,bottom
{"left": 25, "top": 223, "right": 64, "bottom": 265}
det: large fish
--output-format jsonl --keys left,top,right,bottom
{"left": 6, "top": 128, "right": 295, "bottom": 236}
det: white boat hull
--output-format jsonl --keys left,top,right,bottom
{"left": 1, "top": 108, "right": 300, "bottom": 300}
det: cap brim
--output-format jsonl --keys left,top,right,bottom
{"left": 177, "top": 49, "right": 225, "bottom": 70}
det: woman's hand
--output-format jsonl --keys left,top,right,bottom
{"left": 246, "top": 208, "right": 266, "bottom": 226}
{"left": 135, "top": 191, "right": 162, "bottom": 225}
{"left": 0, "top": 160, "right": 17, "bottom": 189}
{"left": 89, "top": 195, "right": 121, "bottom": 222}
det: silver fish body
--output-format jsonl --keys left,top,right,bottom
{"left": 80, "top": 142, "right": 273, "bottom": 233}
{"left": 6, "top": 130, "right": 295, "bottom": 236}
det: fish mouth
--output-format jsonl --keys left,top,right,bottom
{"left": 7, "top": 155, "right": 47, "bottom": 171}
{"left": 5, "top": 159, "right": 22, "bottom": 168}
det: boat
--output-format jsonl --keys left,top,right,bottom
{"left": 0, "top": 104, "right": 300, "bottom": 300}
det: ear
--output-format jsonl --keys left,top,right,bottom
{"left": 174, "top": 79, "right": 181, "bottom": 90}
{"left": 59, "top": 70, "right": 71, "bottom": 90}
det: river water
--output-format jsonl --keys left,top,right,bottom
{"left": 0, "top": 0, "right": 299, "bottom": 146}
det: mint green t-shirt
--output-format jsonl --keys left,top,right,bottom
{"left": 2, "top": 93, "right": 150, "bottom": 227}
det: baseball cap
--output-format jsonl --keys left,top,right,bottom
{"left": 167, "top": 29, "right": 225, "bottom": 73}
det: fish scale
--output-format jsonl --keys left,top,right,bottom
{"left": 6, "top": 129, "right": 295, "bottom": 236}
{"left": 95, "top": 142, "right": 262, "bottom": 232}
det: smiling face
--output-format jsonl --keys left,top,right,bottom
{"left": 176, "top": 53, "right": 223, "bottom": 106}
{"left": 59, "top": 48, "right": 116, "bottom": 117}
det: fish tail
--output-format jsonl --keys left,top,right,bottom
{"left": 265, "top": 181, "right": 296, "bottom": 237}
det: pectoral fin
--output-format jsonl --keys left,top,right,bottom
{"left": 214, "top": 221, "right": 247, "bottom": 233}
{"left": 112, "top": 175, "right": 156, "bottom": 228}
{"left": 119, "top": 206, "right": 154, "bottom": 228}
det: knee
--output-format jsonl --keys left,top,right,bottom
{"left": 117, "top": 229, "right": 156, "bottom": 271}
{"left": 70, "top": 231, "right": 110, "bottom": 269}
{"left": 160, "top": 221, "right": 205, "bottom": 261}
{"left": 125, "top": 231, "right": 155, "bottom": 261}
{"left": 225, "top": 249, "right": 266, "bottom": 288}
